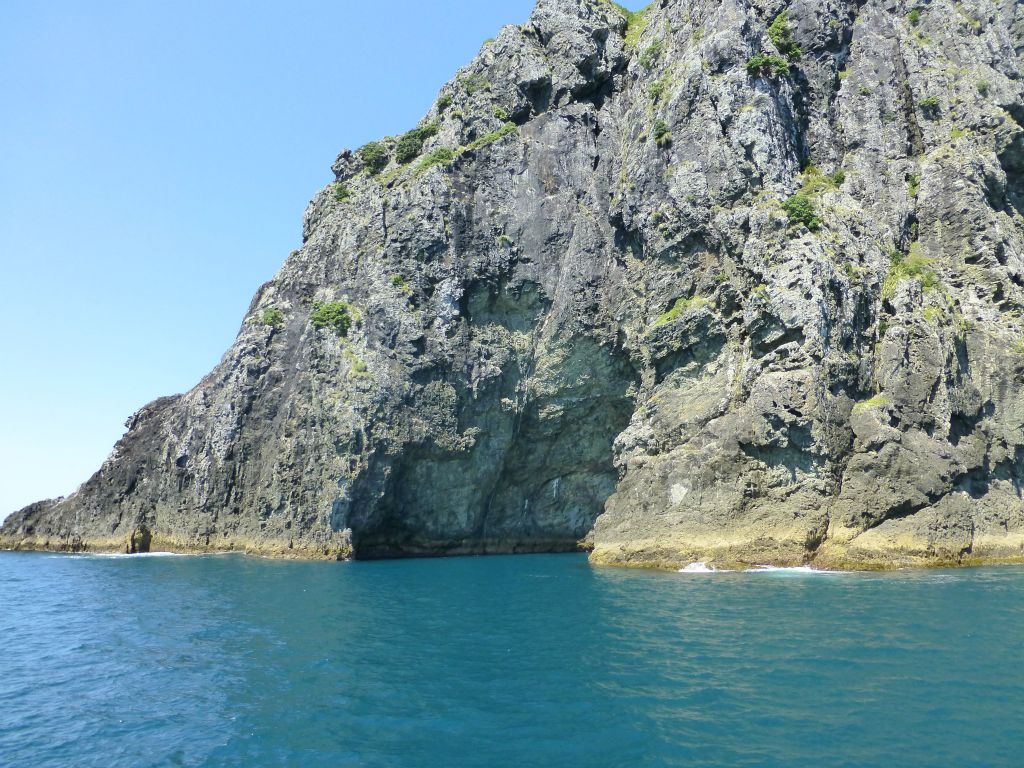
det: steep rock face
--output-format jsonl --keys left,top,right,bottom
{"left": 4, "top": 0, "right": 1024, "bottom": 569}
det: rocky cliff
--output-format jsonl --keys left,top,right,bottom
{"left": 5, "top": 0, "right": 1024, "bottom": 569}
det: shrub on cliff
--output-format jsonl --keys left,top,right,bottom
{"left": 782, "top": 193, "right": 821, "bottom": 231}
{"left": 311, "top": 301, "right": 353, "bottom": 336}
{"left": 653, "top": 119, "right": 673, "bottom": 147}
{"left": 260, "top": 308, "right": 284, "bottom": 329}
{"left": 746, "top": 53, "right": 790, "bottom": 77}
{"left": 395, "top": 122, "right": 440, "bottom": 165}
{"left": 768, "top": 13, "right": 801, "bottom": 61}
{"left": 359, "top": 142, "right": 389, "bottom": 174}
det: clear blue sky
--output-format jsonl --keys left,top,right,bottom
{"left": 4, "top": 0, "right": 616, "bottom": 518}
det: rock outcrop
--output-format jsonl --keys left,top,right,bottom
{"left": 5, "top": 0, "right": 1024, "bottom": 569}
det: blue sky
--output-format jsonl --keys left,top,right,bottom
{"left": 5, "top": 0, "right": 620, "bottom": 517}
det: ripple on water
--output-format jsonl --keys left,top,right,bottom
{"left": 1, "top": 552, "right": 1023, "bottom": 767}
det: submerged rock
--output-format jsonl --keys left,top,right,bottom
{"left": 4, "top": 0, "right": 1024, "bottom": 569}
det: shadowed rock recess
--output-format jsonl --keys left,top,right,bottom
{"left": 5, "top": 0, "right": 1024, "bottom": 569}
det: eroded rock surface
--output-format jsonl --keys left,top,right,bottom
{"left": 4, "top": 0, "right": 1024, "bottom": 569}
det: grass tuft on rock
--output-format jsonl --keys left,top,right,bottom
{"left": 852, "top": 393, "right": 891, "bottom": 413}
{"left": 460, "top": 73, "right": 491, "bottom": 95}
{"left": 414, "top": 147, "right": 456, "bottom": 177}
{"left": 464, "top": 122, "right": 517, "bottom": 152}
{"left": 919, "top": 96, "right": 941, "bottom": 119}
{"left": 653, "top": 296, "right": 709, "bottom": 327}
{"left": 882, "top": 245, "right": 941, "bottom": 300}
{"left": 639, "top": 38, "right": 665, "bottom": 68}
{"left": 653, "top": 120, "right": 673, "bottom": 147}
{"left": 799, "top": 166, "right": 845, "bottom": 195}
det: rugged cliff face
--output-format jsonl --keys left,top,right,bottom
{"left": 5, "top": 0, "right": 1024, "bottom": 569}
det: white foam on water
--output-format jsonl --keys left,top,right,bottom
{"left": 679, "top": 562, "right": 717, "bottom": 573}
{"left": 746, "top": 565, "right": 846, "bottom": 574}
{"left": 678, "top": 562, "right": 849, "bottom": 575}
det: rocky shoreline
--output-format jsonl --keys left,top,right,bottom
{"left": 5, "top": 531, "right": 1024, "bottom": 572}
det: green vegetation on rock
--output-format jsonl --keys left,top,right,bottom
{"left": 621, "top": 5, "right": 651, "bottom": 50}
{"left": 464, "top": 122, "right": 517, "bottom": 152}
{"left": 921, "top": 304, "right": 944, "bottom": 324}
{"left": 768, "top": 12, "right": 801, "bottom": 61}
{"left": 649, "top": 76, "right": 667, "bottom": 102}
{"left": 334, "top": 184, "right": 352, "bottom": 202}
{"left": 391, "top": 274, "right": 413, "bottom": 295}
{"left": 653, "top": 119, "right": 672, "bottom": 147}
{"left": 311, "top": 301, "right": 353, "bottom": 336}
{"left": 395, "top": 122, "right": 440, "bottom": 165}
{"left": 852, "top": 393, "right": 891, "bottom": 413}
{"left": 639, "top": 38, "right": 665, "bottom": 69}
{"left": 800, "top": 166, "right": 845, "bottom": 194}
{"left": 260, "top": 308, "right": 284, "bottom": 329}
{"left": 782, "top": 194, "right": 821, "bottom": 231}
{"left": 653, "top": 296, "right": 709, "bottom": 327}
{"left": 359, "top": 142, "right": 390, "bottom": 174}
{"left": 919, "top": 96, "right": 941, "bottom": 118}
{"left": 415, "top": 147, "right": 456, "bottom": 176}
{"left": 882, "top": 245, "right": 941, "bottom": 300}
{"left": 746, "top": 53, "right": 791, "bottom": 77}
{"left": 460, "top": 73, "right": 491, "bottom": 94}
{"left": 343, "top": 347, "right": 370, "bottom": 377}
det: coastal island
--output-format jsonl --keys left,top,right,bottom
{"left": 4, "top": 0, "right": 1024, "bottom": 571}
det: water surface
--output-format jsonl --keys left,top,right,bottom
{"left": 1, "top": 552, "right": 1021, "bottom": 766}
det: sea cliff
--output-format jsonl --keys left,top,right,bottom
{"left": 5, "top": 0, "right": 1024, "bottom": 570}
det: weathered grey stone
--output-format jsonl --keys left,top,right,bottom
{"left": 4, "top": 0, "right": 1024, "bottom": 570}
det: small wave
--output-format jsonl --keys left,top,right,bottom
{"left": 678, "top": 563, "right": 848, "bottom": 575}
{"left": 679, "top": 562, "right": 719, "bottom": 573}
{"left": 747, "top": 565, "right": 846, "bottom": 575}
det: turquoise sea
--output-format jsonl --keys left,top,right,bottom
{"left": 1, "top": 552, "right": 1022, "bottom": 767}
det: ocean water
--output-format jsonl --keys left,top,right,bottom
{"left": 1, "top": 552, "right": 1022, "bottom": 767}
